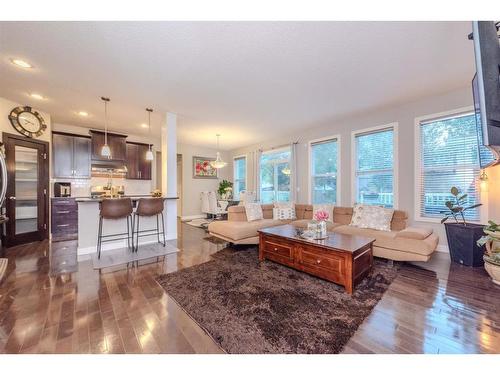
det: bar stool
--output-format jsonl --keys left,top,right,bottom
{"left": 133, "top": 198, "right": 166, "bottom": 251}
{"left": 97, "top": 198, "right": 133, "bottom": 259}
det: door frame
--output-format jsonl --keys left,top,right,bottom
{"left": 2, "top": 132, "right": 49, "bottom": 247}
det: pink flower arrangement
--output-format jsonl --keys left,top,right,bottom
{"left": 314, "top": 209, "right": 329, "bottom": 222}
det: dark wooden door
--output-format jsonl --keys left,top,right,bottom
{"left": 73, "top": 136, "right": 91, "bottom": 178}
{"left": 2, "top": 133, "right": 49, "bottom": 247}
{"left": 138, "top": 144, "right": 152, "bottom": 180}
{"left": 126, "top": 143, "right": 139, "bottom": 179}
{"left": 90, "top": 131, "right": 127, "bottom": 161}
{"left": 90, "top": 131, "right": 106, "bottom": 160}
{"left": 52, "top": 133, "right": 73, "bottom": 178}
{"left": 109, "top": 134, "right": 127, "bottom": 160}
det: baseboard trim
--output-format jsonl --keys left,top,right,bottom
{"left": 180, "top": 214, "right": 205, "bottom": 222}
{"left": 77, "top": 234, "right": 161, "bottom": 256}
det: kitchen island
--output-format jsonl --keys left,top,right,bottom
{"left": 76, "top": 196, "right": 178, "bottom": 256}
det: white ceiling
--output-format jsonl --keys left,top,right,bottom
{"left": 0, "top": 21, "right": 474, "bottom": 150}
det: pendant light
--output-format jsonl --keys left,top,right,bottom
{"left": 210, "top": 134, "right": 227, "bottom": 169}
{"left": 145, "top": 108, "right": 154, "bottom": 161}
{"left": 100, "top": 97, "right": 111, "bottom": 158}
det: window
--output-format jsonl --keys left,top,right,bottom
{"left": 260, "top": 147, "right": 291, "bottom": 204}
{"left": 353, "top": 126, "right": 396, "bottom": 208}
{"left": 233, "top": 156, "right": 246, "bottom": 200}
{"left": 417, "top": 112, "right": 492, "bottom": 221}
{"left": 310, "top": 137, "right": 339, "bottom": 204}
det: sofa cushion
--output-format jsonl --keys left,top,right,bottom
{"left": 208, "top": 219, "right": 286, "bottom": 241}
{"left": 273, "top": 202, "right": 296, "bottom": 220}
{"left": 295, "top": 204, "right": 313, "bottom": 220}
{"left": 333, "top": 225, "right": 438, "bottom": 256}
{"left": 350, "top": 204, "right": 394, "bottom": 231}
{"left": 332, "top": 206, "right": 407, "bottom": 231}
{"left": 291, "top": 219, "right": 341, "bottom": 231}
{"left": 245, "top": 203, "right": 263, "bottom": 221}
{"left": 395, "top": 226, "right": 433, "bottom": 240}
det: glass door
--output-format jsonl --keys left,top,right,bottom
{"left": 14, "top": 146, "right": 39, "bottom": 234}
{"left": 3, "top": 133, "right": 49, "bottom": 247}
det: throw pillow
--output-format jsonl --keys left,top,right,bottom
{"left": 350, "top": 204, "right": 394, "bottom": 231}
{"left": 272, "top": 202, "right": 296, "bottom": 220}
{"left": 312, "top": 204, "right": 334, "bottom": 223}
{"left": 245, "top": 203, "right": 264, "bottom": 222}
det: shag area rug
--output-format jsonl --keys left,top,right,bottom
{"left": 156, "top": 247, "right": 398, "bottom": 354}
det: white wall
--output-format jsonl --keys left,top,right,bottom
{"left": 177, "top": 143, "right": 232, "bottom": 218}
{"left": 229, "top": 87, "right": 500, "bottom": 249}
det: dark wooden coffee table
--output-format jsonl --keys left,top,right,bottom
{"left": 258, "top": 224, "right": 375, "bottom": 294}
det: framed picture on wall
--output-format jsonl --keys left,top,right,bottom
{"left": 193, "top": 156, "right": 218, "bottom": 179}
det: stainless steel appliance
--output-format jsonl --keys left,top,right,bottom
{"left": 54, "top": 182, "right": 71, "bottom": 197}
{"left": 0, "top": 143, "right": 8, "bottom": 258}
{"left": 0, "top": 144, "right": 8, "bottom": 218}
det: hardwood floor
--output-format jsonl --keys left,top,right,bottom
{"left": 1, "top": 223, "right": 499, "bottom": 354}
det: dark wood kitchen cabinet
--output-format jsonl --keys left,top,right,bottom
{"left": 52, "top": 132, "right": 91, "bottom": 178}
{"left": 126, "top": 142, "right": 152, "bottom": 180}
{"left": 51, "top": 198, "right": 78, "bottom": 241}
{"left": 90, "top": 130, "right": 127, "bottom": 161}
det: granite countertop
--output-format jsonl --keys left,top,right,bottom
{"left": 75, "top": 196, "right": 179, "bottom": 202}
{"left": 51, "top": 195, "right": 178, "bottom": 202}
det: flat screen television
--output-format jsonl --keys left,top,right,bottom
{"left": 471, "top": 21, "right": 500, "bottom": 168}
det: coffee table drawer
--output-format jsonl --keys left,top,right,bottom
{"left": 300, "top": 248, "right": 344, "bottom": 273}
{"left": 263, "top": 240, "right": 293, "bottom": 259}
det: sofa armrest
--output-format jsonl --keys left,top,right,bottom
{"left": 395, "top": 226, "right": 433, "bottom": 240}
{"left": 228, "top": 205, "right": 247, "bottom": 222}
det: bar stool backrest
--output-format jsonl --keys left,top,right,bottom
{"left": 100, "top": 198, "right": 133, "bottom": 219}
{"left": 136, "top": 198, "right": 164, "bottom": 217}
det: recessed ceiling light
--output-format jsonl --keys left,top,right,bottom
{"left": 78, "top": 111, "right": 89, "bottom": 117}
{"left": 10, "top": 58, "right": 33, "bottom": 69}
{"left": 29, "top": 93, "right": 45, "bottom": 100}
{"left": 141, "top": 123, "right": 148, "bottom": 128}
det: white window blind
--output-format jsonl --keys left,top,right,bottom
{"left": 418, "top": 112, "right": 484, "bottom": 221}
{"left": 233, "top": 156, "right": 246, "bottom": 200}
{"left": 354, "top": 127, "right": 394, "bottom": 208}
{"left": 310, "top": 138, "right": 338, "bottom": 204}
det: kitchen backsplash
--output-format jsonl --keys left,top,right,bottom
{"left": 51, "top": 177, "right": 154, "bottom": 197}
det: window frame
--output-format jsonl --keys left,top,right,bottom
{"left": 351, "top": 122, "right": 399, "bottom": 208}
{"left": 232, "top": 154, "right": 247, "bottom": 201}
{"left": 307, "top": 134, "right": 341, "bottom": 205}
{"left": 414, "top": 107, "right": 487, "bottom": 224}
{"left": 259, "top": 146, "right": 292, "bottom": 203}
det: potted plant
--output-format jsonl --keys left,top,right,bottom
{"left": 477, "top": 221, "right": 500, "bottom": 285}
{"left": 217, "top": 179, "right": 233, "bottom": 200}
{"left": 440, "top": 186, "right": 485, "bottom": 267}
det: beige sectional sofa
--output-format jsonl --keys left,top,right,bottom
{"left": 208, "top": 204, "right": 439, "bottom": 262}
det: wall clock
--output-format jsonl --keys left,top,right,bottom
{"left": 8, "top": 106, "right": 47, "bottom": 138}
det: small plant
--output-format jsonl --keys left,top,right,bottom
{"left": 477, "top": 220, "right": 500, "bottom": 265}
{"left": 440, "top": 186, "right": 482, "bottom": 225}
{"left": 217, "top": 179, "right": 233, "bottom": 198}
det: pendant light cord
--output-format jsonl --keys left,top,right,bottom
{"left": 146, "top": 108, "right": 153, "bottom": 152}
{"left": 104, "top": 100, "right": 108, "bottom": 145}
{"left": 101, "top": 97, "right": 110, "bottom": 145}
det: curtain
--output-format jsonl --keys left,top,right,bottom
{"left": 290, "top": 142, "right": 298, "bottom": 202}
{"left": 253, "top": 149, "right": 262, "bottom": 201}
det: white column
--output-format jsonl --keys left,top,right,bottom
{"left": 161, "top": 112, "right": 177, "bottom": 240}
